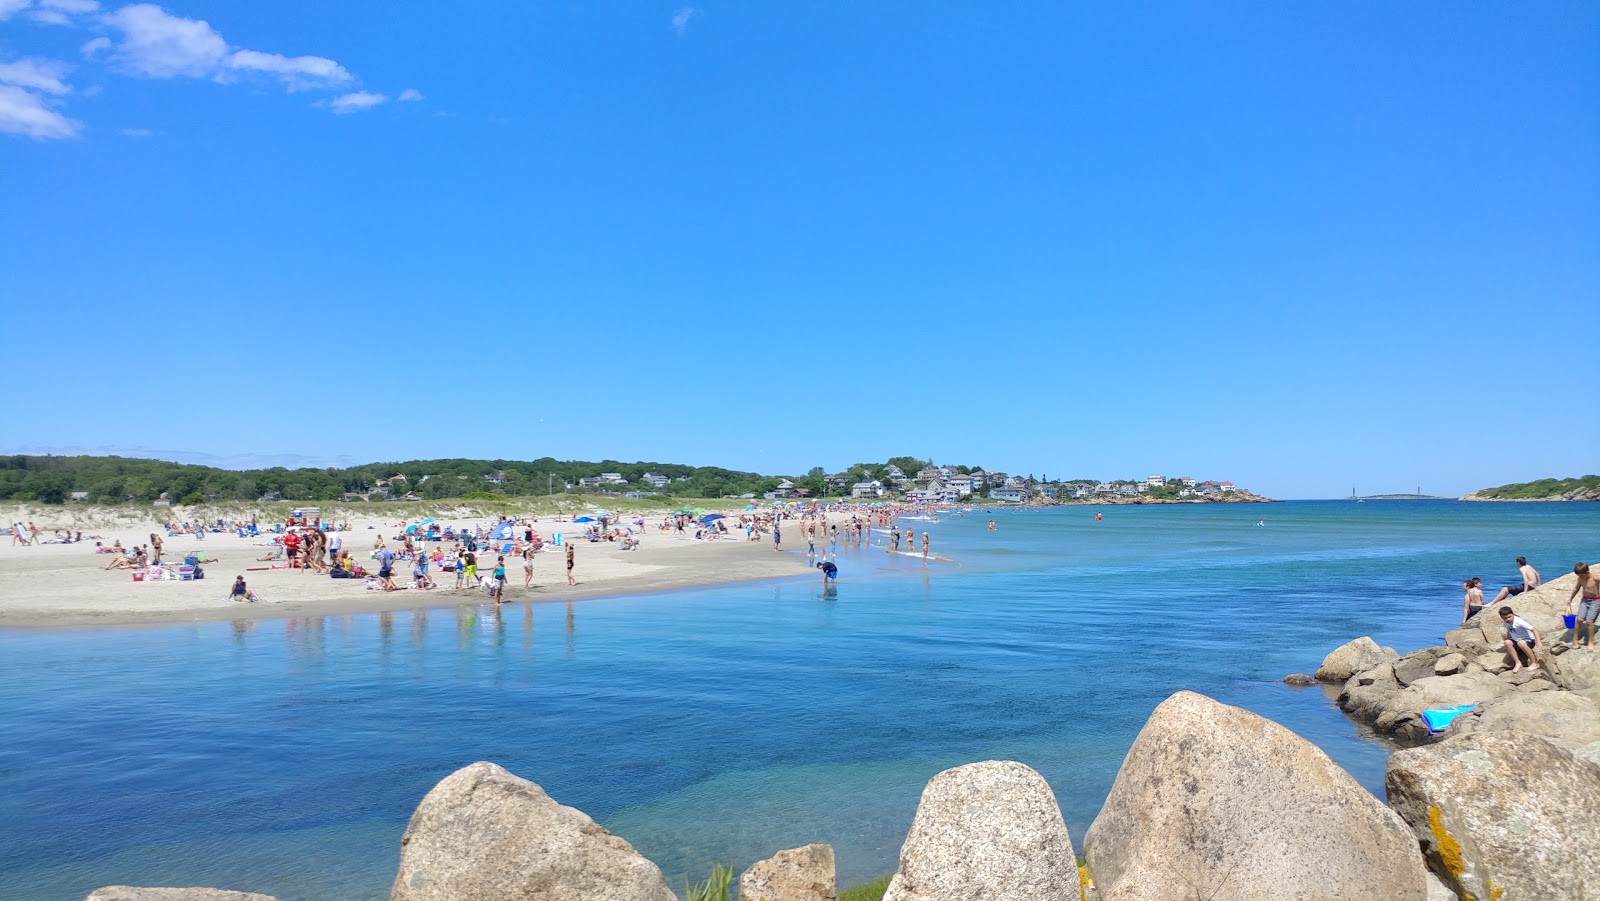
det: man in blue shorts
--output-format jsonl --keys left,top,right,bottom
{"left": 817, "top": 560, "right": 837, "bottom": 584}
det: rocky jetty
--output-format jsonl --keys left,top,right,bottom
{"left": 88, "top": 677, "right": 1597, "bottom": 900}
{"left": 1320, "top": 572, "right": 1600, "bottom": 748}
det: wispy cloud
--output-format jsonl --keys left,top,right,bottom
{"left": 0, "top": 83, "right": 80, "bottom": 138}
{"left": 327, "top": 90, "right": 386, "bottom": 114}
{"left": 671, "top": 6, "right": 699, "bottom": 36}
{"left": 2, "top": 2, "right": 419, "bottom": 139}
{"left": 226, "top": 49, "right": 350, "bottom": 91}
{"left": 96, "top": 4, "right": 350, "bottom": 90}
{"left": 0, "top": 58, "right": 72, "bottom": 95}
{"left": 28, "top": 0, "right": 99, "bottom": 25}
{"left": 0, "top": 57, "right": 79, "bottom": 138}
{"left": 119, "top": 126, "right": 153, "bottom": 136}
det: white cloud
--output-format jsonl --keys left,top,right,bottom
{"left": 102, "top": 3, "right": 228, "bottom": 78}
{"left": 671, "top": 6, "right": 699, "bottom": 36}
{"left": 397, "top": 87, "right": 423, "bottom": 102}
{"left": 0, "top": 83, "right": 81, "bottom": 138}
{"left": 81, "top": 36, "right": 111, "bottom": 57}
{"left": 0, "top": 58, "right": 72, "bottom": 95}
{"left": 225, "top": 49, "right": 350, "bottom": 91}
{"left": 0, "top": 0, "right": 31, "bottom": 20}
{"left": 327, "top": 90, "right": 385, "bottom": 113}
{"left": 28, "top": 0, "right": 97, "bottom": 24}
{"left": 99, "top": 4, "right": 354, "bottom": 90}
{"left": 119, "top": 126, "right": 153, "bottom": 136}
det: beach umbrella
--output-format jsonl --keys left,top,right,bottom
{"left": 700, "top": 513, "right": 725, "bottom": 523}
{"left": 594, "top": 509, "right": 611, "bottom": 516}
{"left": 404, "top": 518, "right": 437, "bottom": 534}
{"left": 573, "top": 516, "right": 596, "bottom": 523}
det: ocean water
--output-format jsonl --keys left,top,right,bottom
{"left": 2, "top": 500, "right": 1596, "bottom": 900}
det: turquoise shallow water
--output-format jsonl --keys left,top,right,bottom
{"left": 2, "top": 500, "right": 1596, "bottom": 900}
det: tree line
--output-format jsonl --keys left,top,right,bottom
{"left": 0, "top": 454, "right": 965, "bottom": 505}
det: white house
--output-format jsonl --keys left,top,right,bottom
{"left": 1146, "top": 475, "right": 1166, "bottom": 488}
{"left": 1219, "top": 481, "right": 1237, "bottom": 493}
{"left": 1117, "top": 484, "right": 1139, "bottom": 497}
{"left": 642, "top": 472, "right": 672, "bottom": 488}
{"left": 1035, "top": 485, "right": 1058, "bottom": 499}
{"left": 598, "top": 473, "right": 628, "bottom": 485}
{"left": 945, "top": 475, "right": 975, "bottom": 496}
{"left": 1178, "top": 476, "right": 1197, "bottom": 488}
{"left": 850, "top": 480, "right": 885, "bottom": 498}
{"left": 989, "top": 487, "right": 1028, "bottom": 502}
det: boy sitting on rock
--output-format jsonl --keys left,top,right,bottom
{"left": 1498, "top": 606, "right": 1542, "bottom": 672}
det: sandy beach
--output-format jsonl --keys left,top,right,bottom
{"left": 0, "top": 505, "right": 842, "bottom": 629}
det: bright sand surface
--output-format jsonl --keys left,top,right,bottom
{"left": 0, "top": 509, "right": 832, "bottom": 629}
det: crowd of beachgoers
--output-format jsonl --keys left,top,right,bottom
{"left": 1, "top": 499, "right": 965, "bottom": 628}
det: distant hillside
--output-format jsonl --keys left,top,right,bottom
{"left": 1461, "top": 475, "right": 1600, "bottom": 502}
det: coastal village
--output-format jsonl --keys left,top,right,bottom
{"left": 579, "top": 466, "right": 1265, "bottom": 504}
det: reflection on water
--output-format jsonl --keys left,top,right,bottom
{"left": 1, "top": 501, "right": 1596, "bottom": 901}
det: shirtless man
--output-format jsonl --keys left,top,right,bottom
{"left": 1461, "top": 579, "right": 1486, "bottom": 624}
{"left": 1565, "top": 562, "right": 1600, "bottom": 651}
{"left": 1491, "top": 557, "right": 1541, "bottom": 603}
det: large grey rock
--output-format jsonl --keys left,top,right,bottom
{"left": 1083, "top": 691, "right": 1426, "bottom": 901}
{"left": 1338, "top": 663, "right": 1401, "bottom": 723}
{"left": 1394, "top": 647, "right": 1451, "bottom": 687}
{"left": 882, "top": 760, "right": 1077, "bottom": 901}
{"left": 1443, "top": 691, "right": 1600, "bottom": 753}
{"left": 1316, "top": 636, "right": 1399, "bottom": 682}
{"left": 86, "top": 891, "right": 276, "bottom": 901}
{"left": 1387, "top": 732, "right": 1600, "bottom": 901}
{"left": 1433, "top": 653, "right": 1466, "bottom": 677}
{"left": 1549, "top": 644, "right": 1600, "bottom": 691}
{"left": 1372, "top": 672, "right": 1510, "bottom": 742}
{"left": 739, "top": 843, "right": 837, "bottom": 901}
{"left": 389, "top": 761, "right": 675, "bottom": 901}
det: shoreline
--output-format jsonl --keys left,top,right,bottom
{"left": 0, "top": 505, "right": 873, "bottom": 631}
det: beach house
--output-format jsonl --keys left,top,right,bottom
{"left": 641, "top": 472, "right": 671, "bottom": 488}
{"left": 850, "top": 480, "right": 885, "bottom": 499}
{"left": 989, "top": 487, "right": 1028, "bottom": 502}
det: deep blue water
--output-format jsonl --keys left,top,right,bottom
{"left": 2, "top": 500, "right": 1596, "bottom": 900}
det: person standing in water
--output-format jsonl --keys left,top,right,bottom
{"left": 922, "top": 531, "right": 930, "bottom": 562}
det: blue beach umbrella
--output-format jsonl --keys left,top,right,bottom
{"left": 574, "top": 516, "right": 596, "bottom": 523}
{"left": 700, "top": 513, "right": 725, "bottom": 523}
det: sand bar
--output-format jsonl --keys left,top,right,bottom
{"left": 0, "top": 507, "right": 850, "bottom": 629}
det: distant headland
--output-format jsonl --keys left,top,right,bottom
{"left": 1459, "top": 475, "right": 1600, "bottom": 502}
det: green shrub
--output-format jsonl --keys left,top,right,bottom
{"left": 684, "top": 863, "right": 732, "bottom": 901}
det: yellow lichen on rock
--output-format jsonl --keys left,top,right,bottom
{"left": 1078, "top": 863, "right": 1090, "bottom": 901}
{"left": 1427, "top": 806, "right": 1466, "bottom": 881}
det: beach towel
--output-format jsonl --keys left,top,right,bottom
{"left": 1421, "top": 704, "right": 1477, "bottom": 734}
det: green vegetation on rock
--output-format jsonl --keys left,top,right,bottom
{"left": 1468, "top": 475, "right": 1600, "bottom": 500}
{"left": 839, "top": 874, "right": 893, "bottom": 901}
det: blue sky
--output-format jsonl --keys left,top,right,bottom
{"left": 2, "top": 2, "right": 1595, "bottom": 498}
